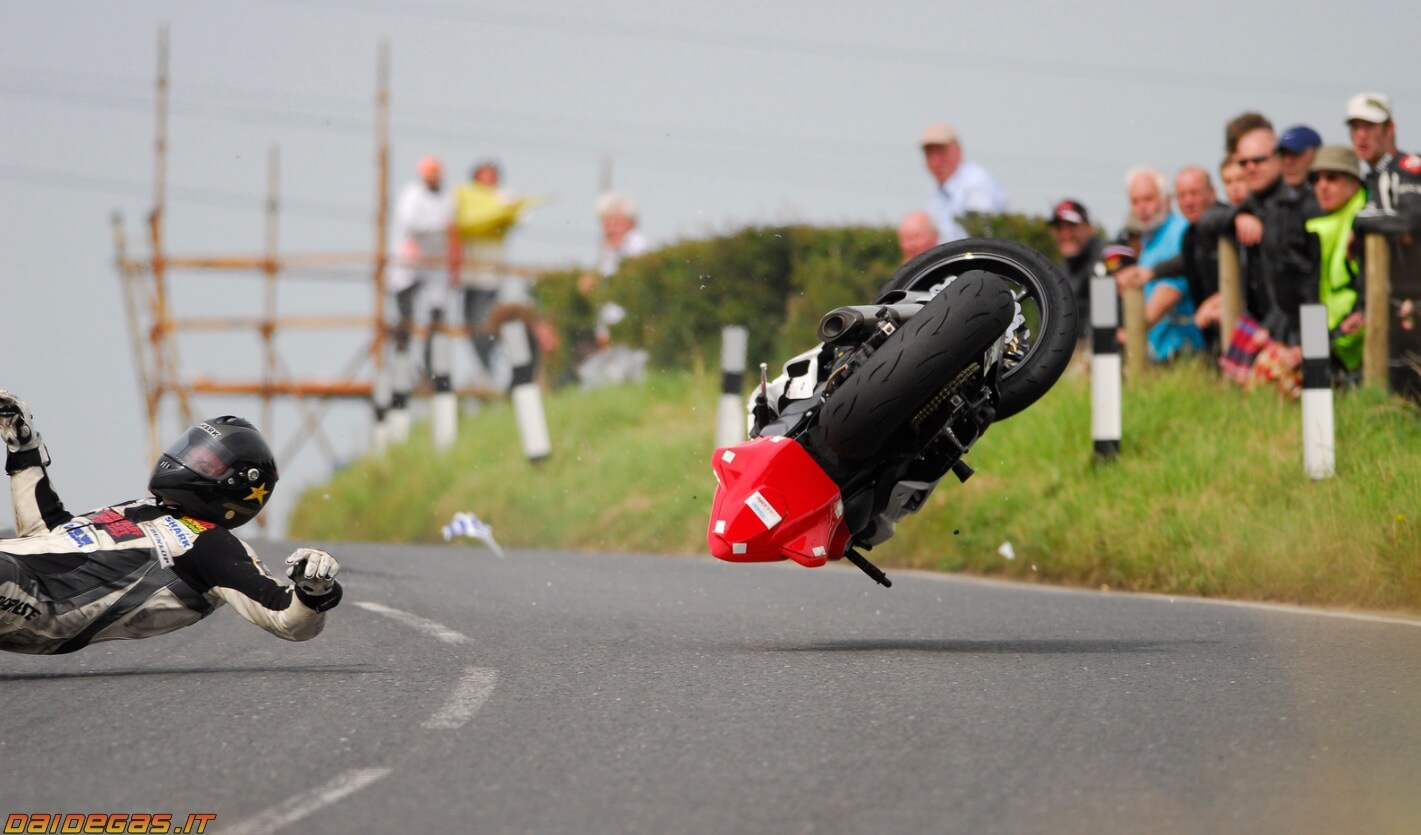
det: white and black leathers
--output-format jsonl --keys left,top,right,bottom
{"left": 0, "top": 444, "right": 341, "bottom": 655}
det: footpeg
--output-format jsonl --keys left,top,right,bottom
{"left": 844, "top": 547, "right": 892, "bottom": 588}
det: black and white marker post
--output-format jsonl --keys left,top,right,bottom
{"left": 1300, "top": 303, "right": 1334, "bottom": 480}
{"left": 387, "top": 347, "right": 413, "bottom": 444}
{"left": 371, "top": 359, "right": 393, "bottom": 453}
{"left": 430, "top": 324, "right": 457, "bottom": 452}
{"left": 716, "top": 325, "right": 748, "bottom": 448}
{"left": 501, "top": 318, "right": 551, "bottom": 462}
{"left": 1091, "top": 272, "right": 1122, "bottom": 460}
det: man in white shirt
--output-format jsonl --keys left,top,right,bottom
{"left": 388, "top": 155, "right": 454, "bottom": 363}
{"left": 920, "top": 123, "right": 1009, "bottom": 242}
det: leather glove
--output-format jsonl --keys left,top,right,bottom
{"left": 0, "top": 390, "right": 50, "bottom": 466}
{"left": 285, "top": 548, "right": 340, "bottom": 596}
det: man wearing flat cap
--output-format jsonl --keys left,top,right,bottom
{"left": 920, "top": 123, "right": 1009, "bottom": 243}
{"left": 1348, "top": 92, "right": 1421, "bottom": 399}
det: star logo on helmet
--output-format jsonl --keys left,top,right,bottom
{"left": 245, "top": 483, "right": 270, "bottom": 505}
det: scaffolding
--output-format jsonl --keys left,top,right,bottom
{"left": 113, "top": 28, "right": 548, "bottom": 525}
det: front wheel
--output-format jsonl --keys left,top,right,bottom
{"left": 875, "top": 238, "right": 1078, "bottom": 420}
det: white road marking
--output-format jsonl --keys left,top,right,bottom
{"left": 353, "top": 600, "right": 471, "bottom": 644}
{"left": 221, "top": 767, "right": 392, "bottom": 835}
{"left": 423, "top": 666, "right": 499, "bottom": 729}
{"left": 902, "top": 569, "right": 1421, "bottom": 629}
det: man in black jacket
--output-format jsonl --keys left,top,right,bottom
{"left": 1231, "top": 122, "right": 1318, "bottom": 347}
{"left": 1348, "top": 91, "right": 1421, "bottom": 399}
{"left": 1048, "top": 199, "right": 1103, "bottom": 346}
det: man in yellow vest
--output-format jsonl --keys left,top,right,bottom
{"left": 1304, "top": 146, "right": 1367, "bottom": 377}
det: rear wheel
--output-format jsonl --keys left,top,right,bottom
{"left": 876, "top": 238, "right": 1077, "bottom": 420}
{"left": 818, "top": 275, "right": 1013, "bottom": 461}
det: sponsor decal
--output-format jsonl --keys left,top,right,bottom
{"left": 139, "top": 520, "right": 174, "bottom": 568}
{"left": 244, "top": 483, "right": 270, "bottom": 506}
{"left": 0, "top": 596, "right": 40, "bottom": 621}
{"left": 745, "top": 490, "right": 784, "bottom": 530}
{"left": 158, "top": 516, "right": 196, "bottom": 550}
{"left": 87, "top": 508, "right": 146, "bottom": 542}
{"left": 178, "top": 516, "right": 215, "bottom": 536}
{"left": 2, "top": 813, "right": 217, "bottom": 834}
{"left": 61, "top": 523, "right": 98, "bottom": 552}
{"left": 1400, "top": 154, "right": 1421, "bottom": 175}
{"left": 196, "top": 422, "right": 222, "bottom": 439}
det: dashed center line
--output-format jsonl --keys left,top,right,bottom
{"left": 353, "top": 600, "right": 471, "bottom": 644}
{"left": 221, "top": 767, "right": 392, "bottom": 835}
{"left": 424, "top": 666, "right": 499, "bottom": 729}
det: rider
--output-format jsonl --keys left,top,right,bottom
{"left": 0, "top": 390, "right": 342, "bottom": 655}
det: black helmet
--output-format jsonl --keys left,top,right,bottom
{"left": 148, "top": 417, "right": 278, "bottom": 528}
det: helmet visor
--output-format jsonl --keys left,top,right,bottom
{"left": 164, "top": 426, "right": 238, "bottom": 480}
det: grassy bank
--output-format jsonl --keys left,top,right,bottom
{"left": 290, "top": 362, "right": 1421, "bottom": 613}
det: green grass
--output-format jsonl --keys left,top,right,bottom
{"left": 290, "top": 362, "right": 1421, "bottom": 613}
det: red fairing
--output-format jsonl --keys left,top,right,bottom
{"left": 707, "top": 435, "right": 849, "bottom": 568}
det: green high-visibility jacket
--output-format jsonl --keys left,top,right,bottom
{"left": 1305, "top": 188, "right": 1368, "bottom": 370}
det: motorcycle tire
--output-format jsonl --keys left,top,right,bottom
{"left": 875, "top": 237, "right": 1077, "bottom": 421}
{"left": 818, "top": 275, "right": 1014, "bottom": 462}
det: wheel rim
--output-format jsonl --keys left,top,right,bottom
{"left": 892, "top": 250, "right": 1053, "bottom": 381}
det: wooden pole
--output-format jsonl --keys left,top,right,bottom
{"left": 1363, "top": 233, "right": 1391, "bottom": 390}
{"left": 1218, "top": 237, "right": 1242, "bottom": 346}
{"left": 1122, "top": 285, "right": 1147, "bottom": 379}
{"left": 372, "top": 41, "right": 391, "bottom": 374}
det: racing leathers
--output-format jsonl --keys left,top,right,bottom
{"left": 0, "top": 445, "right": 341, "bottom": 656}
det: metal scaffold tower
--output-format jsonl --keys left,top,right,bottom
{"left": 112, "top": 29, "right": 544, "bottom": 527}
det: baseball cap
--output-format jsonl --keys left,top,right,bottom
{"left": 1277, "top": 125, "right": 1322, "bottom": 153}
{"left": 1049, "top": 199, "right": 1090, "bottom": 226}
{"left": 1346, "top": 92, "right": 1392, "bottom": 124}
{"left": 920, "top": 123, "right": 959, "bottom": 147}
{"left": 1309, "top": 145, "right": 1362, "bottom": 181}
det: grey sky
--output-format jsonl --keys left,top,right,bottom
{"left": 1, "top": 1, "right": 1414, "bottom": 533}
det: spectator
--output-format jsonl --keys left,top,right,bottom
{"left": 1130, "top": 167, "right": 1230, "bottom": 354}
{"left": 1232, "top": 118, "right": 1315, "bottom": 346}
{"left": 1305, "top": 146, "right": 1368, "bottom": 376}
{"left": 1220, "top": 155, "right": 1250, "bottom": 206}
{"left": 388, "top": 155, "right": 453, "bottom": 369}
{"left": 1277, "top": 124, "right": 1323, "bottom": 191}
{"left": 897, "top": 210, "right": 940, "bottom": 263}
{"left": 1046, "top": 199, "right": 1101, "bottom": 342}
{"left": 1347, "top": 91, "right": 1421, "bottom": 400}
{"left": 574, "top": 191, "right": 652, "bottom": 389}
{"left": 594, "top": 191, "right": 650, "bottom": 278}
{"left": 920, "top": 123, "right": 1009, "bottom": 243}
{"left": 1115, "top": 166, "right": 1203, "bottom": 362}
{"left": 1225, "top": 112, "right": 1273, "bottom": 159}
{"left": 453, "top": 159, "right": 530, "bottom": 378}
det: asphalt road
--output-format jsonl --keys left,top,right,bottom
{"left": 3, "top": 543, "right": 1419, "bottom": 835}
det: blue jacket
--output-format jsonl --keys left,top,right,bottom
{"left": 1139, "top": 211, "right": 1204, "bottom": 361}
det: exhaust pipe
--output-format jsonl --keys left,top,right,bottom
{"left": 817, "top": 304, "right": 924, "bottom": 345}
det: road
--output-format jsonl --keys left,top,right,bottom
{"left": 3, "top": 543, "right": 1419, "bottom": 835}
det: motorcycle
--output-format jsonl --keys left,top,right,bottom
{"left": 706, "top": 238, "right": 1078, "bottom": 586}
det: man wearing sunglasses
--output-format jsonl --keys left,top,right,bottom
{"left": 1348, "top": 92, "right": 1421, "bottom": 400}
{"left": 0, "top": 392, "right": 342, "bottom": 655}
{"left": 1230, "top": 118, "right": 1316, "bottom": 347}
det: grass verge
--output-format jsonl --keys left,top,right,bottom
{"left": 290, "top": 361, "right": 1421, "bottom": 613}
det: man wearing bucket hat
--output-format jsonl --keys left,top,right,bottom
{"left": 1347, "top": 92, "right": 1421, "bottom": 399}
{"left": 1304, "top": 146, "right": 1368, "bottom": 375}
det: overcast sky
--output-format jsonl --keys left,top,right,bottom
{"left": 2, "top": 1, "right": 1415, "bottom": 534}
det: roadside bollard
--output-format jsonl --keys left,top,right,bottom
{"left": 1091, "top": 274, "right": 1122, "bottom": 460}
{"left": 430, "top": 325, "right": 457, "bottom": 452}
{"left": 501, "top": 319, "right": 551, "bottom": 462}
{"left": 387, "top": 348, "right": 412, "bottom": 444}
{"left": 371, "top": 360, "right": 392, "bottom": 453}
{"left": 1300, "top": 304, "right": 1334, "bottom": 480}
{"left": 716, "top": 326, "right": 748, "bottom": 448}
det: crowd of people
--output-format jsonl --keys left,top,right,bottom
{"left": 386, "top": 89, "right": 1421, "bottom": 404}
{"left": 1022, "top": 93, "right": 1418, "bottom": 401}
